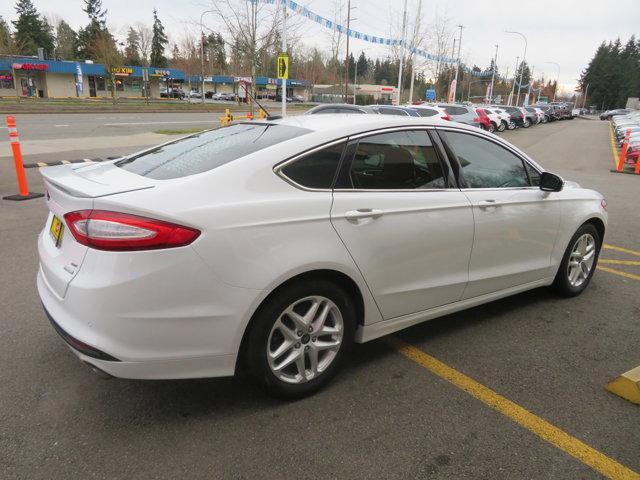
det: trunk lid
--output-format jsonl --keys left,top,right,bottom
{"left": 38, "top": 162, "right": 155, "bottom": 298}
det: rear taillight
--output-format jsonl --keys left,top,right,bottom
{"left": 64, "top": 210, "right": 200, "bottom": 251}
{"left": 442, "top": 114, "right": 451, "bottom": 121}
{"left": 473, "top": 117, "right": 480, "bottom": 123}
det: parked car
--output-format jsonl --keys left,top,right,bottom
{"left": 291, "top": 95, "right": 305, "bottom": 103}
{"left": 486, "top": 107, "right": 512, "bottom": 131}
{"left": 160, "top": 87, "right": 186, "bottom": 99}
{"left": 37, "top": 114, "right": 607, "bottom": 398}
{"left": 189, "top": 90, "right": 202, "bottom": 99}
{"left": 535, "top": 104, "right": 560, "bottom": 122}
{"left": 475, "top": 108, "right": 493, "bottom": 132}
{"left": 524, "top": 107, "right": 542, "bottom": 125}
{"left": 494, "top": 105, "right": 526, "bottom": 128}
{"left": 306, "top": 103, "right": 377, "bottom": 114}
{"left": 436, "top": 103, "right": 482, "bottom": 127}
{"left": 600, "top": 109, "right": 631, "bottom": 120}
{"left": 477, "top": 107, "right": 505, "bottom": 132}
{"left": 407, "top": 104, "right": 451, "bottom": 121}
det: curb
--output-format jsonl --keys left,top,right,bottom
{"left": 24, "top": 158, "right": 108, "bottom": 169}
{"left": 605, "top": 365, "right": 640, "bottom": 405}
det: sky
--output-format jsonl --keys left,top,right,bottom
{"left": 2, "top": 0, "right": 639, "bottom": 93}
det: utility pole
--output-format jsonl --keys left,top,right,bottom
{"left": 488, "top": 44, "right": 498, "bottom": 104}
{"left": 581, "top": 83, "right": 589, "bottom": 109}
{"left": 408, "top": 0, "right": 422, "bottom": 104}
{"left": 281, "top": 0, "right": 287, "bottom": 116}
{"left": 200, "top": 10, "right": 213, "bottom": 105}
{"left": 447, "top": 38, "right": 456, "bottom": 101}
{"left": 506, "top": 30, "right": 527, "bottom": 106}
{"left": 396, "top": 0, "right": 408, "bottom": 105}
{"left": 344, "top": 0, "right": 352, "bottom": 104}
{"left": 451, "top": 24, "right": 463, "bottom": 103}
{"left": 508, "top": 56, "right": 519, "bottom": 106}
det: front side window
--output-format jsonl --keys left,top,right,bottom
{"left": 280, "top": 141, "right": 346, "bottom": 189}
{"left": 117, "top": 123, "right": 311, "bottom": 179}
{"left": 348, "top": 130, "right": 447, "bottom": 189}
{"left": 440, "top": 131, "right": 530, "bottom": 188}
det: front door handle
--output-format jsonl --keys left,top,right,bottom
{"left": 344, "top": 208, "right": 384, "bottom": 222}
{"left": 478, "top": 200, "right": 500, "bottom": 209}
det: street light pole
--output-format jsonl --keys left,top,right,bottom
{"left": 544, "top": 61, "right": 560, "bottom": 102}
{"left": 200, "top": 10, "right": 214, "bottom": 105}
{"left": 508, "top": 56, "right": 519, "bottom": 106}
{"left": 407, "top": 0, "right": 422, "bottom": 104}
{"left": 505, "top": 30, "right": 527, "bottom": 106}
{"left": 488, "top": 44, "right": 498, "bottom": 103}
{"left": 281, "top": 0, "right": 287, "bottom": 116}
{"left": 451, "top": 24, "right": 464, "bottom": 103}
{"left": 526, "top": 65, "right": 534, "bottom": 105}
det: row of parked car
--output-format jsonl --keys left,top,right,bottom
{"left": 610, "top": 109, "right": 640, "bottom": 165}
{"left": 305, "top": 101, "right": 576, "bottom": 134}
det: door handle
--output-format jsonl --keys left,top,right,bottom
{"left": 344, "top": 208, "right": 384, "bottom": 221}
{"left": 478, "top": 200, "right": 500, "bottom": 209}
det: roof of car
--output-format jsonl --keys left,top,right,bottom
{"left": 263, "top": 112, "right": 462, "bottom": 136}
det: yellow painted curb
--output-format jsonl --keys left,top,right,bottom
{"left": 605, "top": 366, "right": 640, "bottom": 405}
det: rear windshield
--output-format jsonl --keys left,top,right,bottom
{"left": 116, "top": 123, "right": 310, "bottom": 179}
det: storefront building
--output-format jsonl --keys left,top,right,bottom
{"left": 0, "top": 57, "right": 185, "bottom": 99}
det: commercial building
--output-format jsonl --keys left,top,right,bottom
{"left": 0, "top": 56, "right": 310, "bottom": 101}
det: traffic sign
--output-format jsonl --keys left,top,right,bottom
{"left": 425, "top": 89, "right": 436, "bottom": 101}
{"left": 277, "top": 52, "right": 289, "bottom": 80}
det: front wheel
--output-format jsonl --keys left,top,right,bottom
{"left": 244, "top": 280, "right": 356, "bottom": 399}
{"left": 552, "top": 224, "right": 601, "bottom": 297}
{"left": 508, "top": 120, "right": 516, "bottom": 130}
{"left": 523, "top": 119, "right": 531, "bottom": 128}
{"left": 498, "top": 120, "right": 507, "bottom": 132}
{"left": 489, "top": 122, "right": 496, "bottom": 133}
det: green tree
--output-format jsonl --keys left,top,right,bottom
{"left": 150, "top": 9, "right": 168, "bottom": 67}
{"left": 55, "top": 20, "right": 77, "bottom": 60}
{"left": 124, "top": 27, "right": 141, "bottom": 65}
{"left": 11, "top": 0, "right": 54, "bottom": 56}
{"left": 0, "top": 16, "right": 17, "bottom": 54}
{"left": 77, "top": 0, "right": 111, "bottom": 60}
{"left": 356, "top": 51, "right": 368, "bottom": 81}
{"left": 204, "top": 32, "right": 226, "bottom": 74}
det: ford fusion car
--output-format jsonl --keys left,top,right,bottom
{"left": 37, "top": 114, "right": 607, "bottom": 398}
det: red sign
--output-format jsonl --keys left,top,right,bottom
{"left": 12, "top": 63, "right": 48, "bottom": 71}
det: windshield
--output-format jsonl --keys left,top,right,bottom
{"left": 116, "top": 123, "right": 311, "bottom": 180}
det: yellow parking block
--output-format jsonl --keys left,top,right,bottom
{"left": 606, "top": 366, "right": 640, "bottom": 405}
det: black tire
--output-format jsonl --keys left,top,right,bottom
{"left": 523, "top": 118, "right": 531, "bottom": 128}
{"left": 508, "top": 120, "right": 516, "bottom": 130}
{"left": 498, "top": 120, "right": 507, "bottom": 132}
{"left": 244, "top": 279, "right": 356, "bottom": 399}
{"left": 551, "top": 223, "right": 601, "bottom": 297}
{"left": 489, "top": 122, "right": 497, "bottom": 133}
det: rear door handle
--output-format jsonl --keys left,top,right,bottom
{"left": 344, "top": 208, "right": 384, "bottom": 222}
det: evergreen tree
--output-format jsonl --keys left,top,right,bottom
{"left": 0, "top": 16, "right": 15, "bottom": 54}
{"left": 150, "top": 9, "right": 168, "bottom": 67}
{"left": 124, "top": 27, "right": 141, "bottom": 65}
{"left": 11, "top": 0, "right": 54, "bottom": 56}
{"left": 356, "top": 51, "right": 368, "bottom": 80}
{"left": 55, "top": 20, "right": 77, "bottom": 60}
{"left": 205, "top": 32, "right": 226, "bottom": 73}
{"left": 77, "top": 0, "right": 111, "bottom": 60}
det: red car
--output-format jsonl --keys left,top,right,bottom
{"left": 475, "top": 108, "right": 492, "bottom": 132}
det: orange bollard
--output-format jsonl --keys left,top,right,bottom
{"left": 617, "top": 129, "right": 631, "bottom": 172}
{"left": 3, "top": 115, "right": 43, "bottom": 201}
{"left": 634, "top": 152, "right": 640, "bottom": 175}
{"left": 245, "top": 112, "right": 252, "bottom": 120}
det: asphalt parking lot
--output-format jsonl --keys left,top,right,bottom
{"left": 1, "top": 117, "right": 639, "bottom": 479}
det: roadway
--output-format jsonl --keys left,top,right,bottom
{"left": 1, "top": 117, "right": 639, "bottom": 479}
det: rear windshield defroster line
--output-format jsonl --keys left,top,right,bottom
{"left": 116, "top": 123, "right": 311, "bottom": 180}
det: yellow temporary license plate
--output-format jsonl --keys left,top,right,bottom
{"left": 49, "top": 215, "right": 64, "bottom": 248}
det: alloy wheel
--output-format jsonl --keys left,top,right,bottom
{"left": 567, "top": 233, "right": 596, "bottom": 288}
{"left": 267, "top": 296, "right": 344, "bottom": 384}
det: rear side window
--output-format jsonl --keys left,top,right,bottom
{"left": 416, "top": 108, "right": 438, "bottom": 117}
{"left": 280, "top": 142, "right": 346, "bottom": 189}
{"left": 377, "top": 107, "right": 408, "bottom": 116}
{"left": 116, "top": 124, "right": 310, "bottom": 179}
{"left": 439, "top": 105, "right": 468, "bottom": 116}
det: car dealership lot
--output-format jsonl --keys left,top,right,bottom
{"left": 1, "top": 118, "right": 639, "bottom": 479}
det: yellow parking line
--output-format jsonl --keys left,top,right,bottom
{"left": 604, "top": 244, "right": 640, "bottom": 258}
{"left": 390, "top": 338, "right": 640, "bottom": 480}
{"left": 597, "top": 266, "right": 640, "bottom": 281}
{"left": 599, "top": 259, "right": 640, "bottom": 266}
{"left": 609, "top": 121, "right": 620, "bottom": 168}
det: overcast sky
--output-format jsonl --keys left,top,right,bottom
{"left": 2, "top": 0, "right": 638, "bottom": 92}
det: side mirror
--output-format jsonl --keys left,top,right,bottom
{"left": 539, "top": 172, "right": 564, "bottom": 192}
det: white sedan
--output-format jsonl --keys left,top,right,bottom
{"left": 37, "top": 114, "right": 607, "bottom": 398}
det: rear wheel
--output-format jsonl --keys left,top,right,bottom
{"left": 489, "top": 122, "right": 497, "bottom": 133}
{"left": 523, "top": 118, "right": 531, "bottom": 128}
{"left": 244, "top": 280, "right": 356, "bottom": 399}
{"left": 552, "top": 224, "right": 601, "bottom": 297}
{"left": 498, "top": 120, "right": 507, "bottom": 132}
{"left": 508, "top": 120, "right": 516, "bottom": 130}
